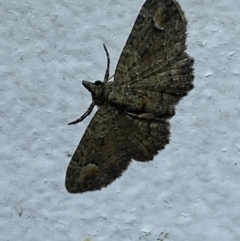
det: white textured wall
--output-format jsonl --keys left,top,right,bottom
{"left": 1, "top": 0, "right": 240, "bottom": 240}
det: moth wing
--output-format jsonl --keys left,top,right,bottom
{"left": 117, "top": 112, "right": 170, "bottom": 161}
{"left": 114, "top": 0, "right": 194, "bottom": 102}
{"left": 65, "top": 105, "right": 131, "bottom": 193}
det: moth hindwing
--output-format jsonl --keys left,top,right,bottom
{"left": 66, "top": 0, "right": 194, "bottom": 193}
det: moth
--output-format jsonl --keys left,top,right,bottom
{"left": 66, "top": 0, "right": 194, "bottom": 193}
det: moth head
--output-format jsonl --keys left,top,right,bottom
{"left": 82, "top": 80, "right": 104, "bottom": 103}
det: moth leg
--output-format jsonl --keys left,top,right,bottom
{"left": 68, "top": 102, "right": 95, "bottom": 125}
{"left": 103, "top": 44, "right": 110, "bottom": 83}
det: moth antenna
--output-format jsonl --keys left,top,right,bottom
{"left": 103, "top": 44, "right": 110, "bottom": 83}
{"left": 68, "top": 102, "right": 95, "bottom": 125}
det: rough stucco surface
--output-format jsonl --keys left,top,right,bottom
{"left": 1, "top": 0, "right": 240, "bottom": 240}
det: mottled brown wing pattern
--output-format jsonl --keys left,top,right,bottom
{"left": 66, "top": 105, "right": 170, "bottom": 193}
{"left": 117, "top": 112, "right": 170, "bottom": 161}
{"left": 114, "top": 0, "right": 194, "bottom": 102}
{"left": 66, "top": 105, "right": 131, "bottom": 193}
